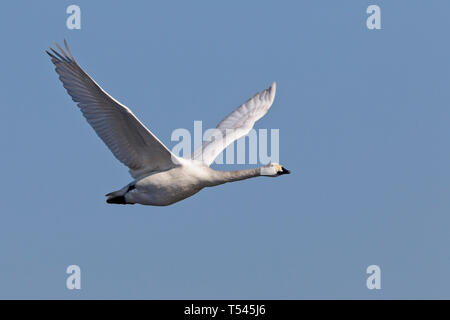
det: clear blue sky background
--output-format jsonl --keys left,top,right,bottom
{"left": 0, "top": 0, "right": 449, "bottom": 299}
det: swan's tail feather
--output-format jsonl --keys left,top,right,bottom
{"left": 105, "top": 190, "right": 123, "bottom": 197}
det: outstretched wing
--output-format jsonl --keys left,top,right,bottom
{"left": 191, "top": 82, "right": 276, "bottom": 166}
{"left": 47, "top": 41, "right": 179, "bottom": 178}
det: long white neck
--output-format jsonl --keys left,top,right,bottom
{"left": 205, "top": 168, "right": 261, "bottom": 187}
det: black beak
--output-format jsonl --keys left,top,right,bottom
{"left": 279, "top": 167, "right": 291, "bottom": 175}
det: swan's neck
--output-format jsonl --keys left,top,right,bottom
{"left": 206, "top": 168, "right": 261, "bottom": 187}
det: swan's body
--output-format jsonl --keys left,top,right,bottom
{"left": 47, "top": 41, "right": 290, "bottom": 206}
{"left": 115, "top": 160, "right": 261, "bottom": 206}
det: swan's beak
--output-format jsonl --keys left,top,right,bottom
{"left": 279, "top": 167, "right": 291, "bottom": 175}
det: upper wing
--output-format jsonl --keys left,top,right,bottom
{"left": 47, "top": 41, "right": 179, "bottom": 179}
{"left": 191, "top": 82, "right": 276, "bottom": 166}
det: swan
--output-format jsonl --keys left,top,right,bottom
{"left": 47, "top": 41, "right": 290, "bottom": 206}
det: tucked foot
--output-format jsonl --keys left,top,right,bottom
{"left": 106, "top": 195, "right": 127, "bottom": 205}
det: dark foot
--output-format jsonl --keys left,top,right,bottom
{"left": 106, "top": 195, "right": 127, "bottom": 204}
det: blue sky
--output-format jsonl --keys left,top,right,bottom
{"left": 1, "top": 0, "right": 450, "bottom": 299}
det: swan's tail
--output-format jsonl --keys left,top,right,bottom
{"left": 105, "top": 189, "right": 125, "bottom": 197}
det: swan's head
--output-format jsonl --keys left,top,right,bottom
{"left": 261, "top": 163, "right": 291, "bottom": 176}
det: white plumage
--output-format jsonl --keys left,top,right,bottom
{"left": 47, "top": 41, "right": 289, "bottom": 206}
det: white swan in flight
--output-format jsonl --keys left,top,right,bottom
{"left": 47, "top": 41, "right": 290, "bottom": 206}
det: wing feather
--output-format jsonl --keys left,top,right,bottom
{"left": 192, "top": 82, "right": 276, "bottom": 165}
{"left": 47, "top": 41, "right": 179, "bottom": 178}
